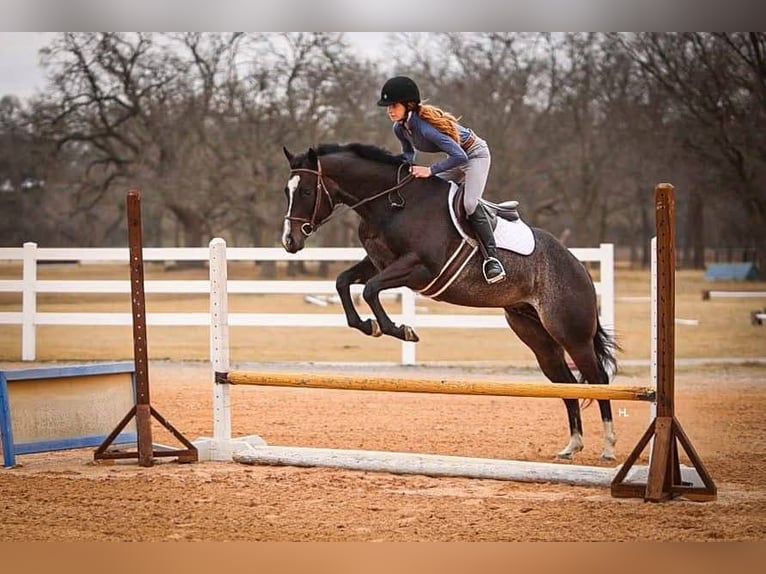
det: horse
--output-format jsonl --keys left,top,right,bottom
{"left": 280, "top": 142, "right": 619, "bottom": 461}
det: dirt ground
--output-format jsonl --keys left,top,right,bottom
{"left": 1, "top": 361, "right": 764, "bottom": 541}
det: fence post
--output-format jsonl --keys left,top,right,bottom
{"left": 600, "top": 243, "right": 615, "bottom": 333}
{"left": 400, "top": 288, "right": 417, "bottom": 365}
{"left": 22, "top": 242, "right": 37, "bottom": 361}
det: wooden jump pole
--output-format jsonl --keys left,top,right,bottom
{"left": 223, "top": 371, "right": 656, "bottom": 402}
{"left": 94, "top": 190, "right": 198, "bottom": 466}
{"left": 610, "top": 183, "right": 717, "bottom": 502}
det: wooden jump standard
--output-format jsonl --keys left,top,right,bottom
{"left": 204, "top": 184, "right": 716, "bottom": 502}
{"left": 610, "top": 183, "right": 716, "bottom": 501}
{"left": 94, "top": 190, "right": 198, "bottom": 466}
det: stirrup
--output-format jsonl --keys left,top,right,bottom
{"left": 482, "top": 257, "right": 506, "bottom": 284}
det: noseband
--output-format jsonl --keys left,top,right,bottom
{"left": 286, "top": 159, "right": 414, "bottom": 237}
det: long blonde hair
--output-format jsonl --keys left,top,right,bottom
{"left": 406, "top": 101, "right": 461, "bottom": 143}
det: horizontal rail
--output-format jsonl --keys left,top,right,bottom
{"left": 0, "top": 245, "right": 610, "bottom": 263}
{"left": 223, "top": 371, "right": 656, "bottom": 402}
{"left": 0, "top": 280, "right": 386, "bottom": 295}
{"left": 0, "top": 246, "right": 369, "bottom": 262}
{"left": 702, "top": 290, "right": 766, "bottom": 300}
{"left": 0, "top": 311, "right": 514, "bottom": 328}
{"left": 0, "top": 278, "right": 604, "bottom": 297}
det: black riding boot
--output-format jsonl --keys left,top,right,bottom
{"left": 468, "top": 204, "right": 506, "bottom": 284}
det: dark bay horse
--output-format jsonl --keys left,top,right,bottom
{"left": 280, "top": 143, "right": 619, "bottom": 461}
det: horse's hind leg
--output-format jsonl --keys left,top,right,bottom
{"left": 529, "top": 302, "right": 618, "bottom": 462}
{"left": 504, "top": 305, "right": 585, "bottom": 459}
{"left": 566, "top": 344, "right": 616, "bottom": 461}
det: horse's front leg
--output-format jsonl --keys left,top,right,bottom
{"left": 336, "top": 256, "right": 382, "bottom": 337}
{"left": 362, "top": 253, "right": 428, "bottom": 342}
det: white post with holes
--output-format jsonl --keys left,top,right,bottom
{"left": 193, "top": 237, "right": 266, "bottom": 461}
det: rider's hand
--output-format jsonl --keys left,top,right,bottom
{"left": 410, "top": 165, "right": 431, "bottom": 178}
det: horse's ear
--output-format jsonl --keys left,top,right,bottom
{"left": 307, "top": 147, "right": 318, "bottom": 167}
{"left": 283, "top": 146, "right": 294, "bottom": 162}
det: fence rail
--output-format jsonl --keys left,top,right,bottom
{"left": 0, "top": 241, "right": 614, "bottom": 364}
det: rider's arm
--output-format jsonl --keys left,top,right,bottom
{"left": 393, "top": 123, "right": 415, "bottom": 164}
{"left": 411, "top": 117, "right": 468, "bottom": 175}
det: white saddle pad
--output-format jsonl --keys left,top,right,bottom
{"left": 447, "top": 183, "right": 535, "bottom": 256}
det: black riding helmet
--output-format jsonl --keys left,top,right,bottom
{"left": 377, "top": 76, "right": 420, "bottom": 106}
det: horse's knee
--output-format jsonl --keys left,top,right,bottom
{"left": 335, "top": 271, "right": 354, "bottom": 292}
{"left": 361, "top": 282, "right": 379, "bottom": 304}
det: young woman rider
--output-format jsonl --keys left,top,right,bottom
{"left": 377, "top": 75, "right": 505, "bottom": 284}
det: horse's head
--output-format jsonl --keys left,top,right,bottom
{"left": 280, "top": 146, "right": 338, "bottom": 253}
{"left": 280, "top": 142, "right": 412, "bottom": 252}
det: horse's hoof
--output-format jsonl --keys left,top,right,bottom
{"left": 599, "top": 453, "right": 616, "bottom": 462}
{"left": 369, "top": 319, "right": 382, "bottom": 337}
{"left": 556, "top": 435, "right": 584, "bottom": 460}
{"left": 556, "top": 445, "right": 583, "bottom": 460}
{"left": 403, "top": 325, "right": 419, "bottom": 342}
{"left": 357, "top": 319, "right": 382, "bottom": 337}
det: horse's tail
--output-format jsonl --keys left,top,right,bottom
{"left": 580, "top": 317, "right": 620, "bottom": 385}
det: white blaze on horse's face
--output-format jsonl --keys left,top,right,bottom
{"left": 282, "top": 174, "right": 301, "bottom": 249}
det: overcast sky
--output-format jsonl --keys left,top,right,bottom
{"left": 0, "top": 32, "right": 391, "bottom": 100}
{"left": 0, "top": 32, "right": 53, "bottom": 98}
{"left": 0, "top": 0, "right": 760, "bottom": 101}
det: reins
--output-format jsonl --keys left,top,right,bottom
{"left": 286, "top": 160, "right": 414, "bottom": 236}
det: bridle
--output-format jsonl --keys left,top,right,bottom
{"left": 285, "top": 159, "right": 414, "bottom": 237}
{"left": 286, "top": 159, "right": 335, "bottom": 237}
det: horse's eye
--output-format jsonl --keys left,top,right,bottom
{"left": 300, "top": 187, "right": 312, "bottom": 197}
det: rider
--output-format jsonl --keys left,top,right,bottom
{"left": 377, "top": 75, "right": 506, "bottom": 284}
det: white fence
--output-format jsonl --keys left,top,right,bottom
{"left": 0, "top": 241, "right": 614, "bottom": 364}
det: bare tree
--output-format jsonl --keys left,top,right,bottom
{"left": 0, "top": 95, "right": 79, "bottom": 246}
{"left": 616, "top": 32, "right": 766, "bottom": 269}
{"left": 37, "top": 32, "right": 375, "bottom": 249}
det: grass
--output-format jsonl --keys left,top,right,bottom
{"left": 1, "top": 262, "right": 765, "bottom": 365}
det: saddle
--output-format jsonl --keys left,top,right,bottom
{"left": 421, "top": 183, "right": 533, "bottom": 298}
{"left": 451, "top": 183, "right": 520, "bottom": 235}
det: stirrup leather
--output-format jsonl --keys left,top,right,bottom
{"left": 482, "top": 257, "right": 506, "bottom": 284}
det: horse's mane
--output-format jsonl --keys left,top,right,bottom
{"left": 316, "top": 142, "right": 405, "bottom": 166}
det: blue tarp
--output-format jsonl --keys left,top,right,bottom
{"left": 704, "top": 262, "right": 759, "bottom": 281}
